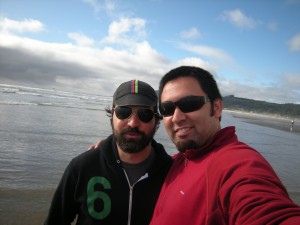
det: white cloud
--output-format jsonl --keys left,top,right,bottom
{"left": 219, "top": 9, "right": 256, "bottom": 29}
{"left": 101, "top": 17, "right": 146, "bottom": 46}
{"left": 219, "top": 79, "right": 299, "bottom": 104}
{"left": 0, "top": 16, "right": 299, "bottom": 103}
{"left": 173, "top": 57, "right": 218, "bottom": 75}
{"left": 83, "top": 0, "right": 100, "bottom": 12}
{"left": 178, "top": 43, "right": 234, "bottom": 64}
{"left": 288, "top": 33, "right": 300, "bottom": 51}
{"left": 0, "top": 17, "right": 167, "bottom": 94}
{"left": 283, "top": 72, "right": 300, "bottom": 89}
{"left": 180, "top": 27, "right": 201, "bottom": 39}
{"left": 0, "top": 17, "right": 45, "bottom": 34}
{"left": 83, "top": 0, "right": 118, "bottom": 17}
{"left": 68, "top": 33, "right": 95, "bottom": 47}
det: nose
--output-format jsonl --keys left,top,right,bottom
{"left": 127, "top": 110, "right": 141, "bottom": 127}
{"left": 171, "top": 107, "right": 186, "bottom": 123}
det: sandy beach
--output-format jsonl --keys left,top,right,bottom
{"left": 0, "top": 188, "right": 53, "bottom": 225}
{"left": 224, "top": 110, "right": 300, "bottom": 134}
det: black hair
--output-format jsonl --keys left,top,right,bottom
{"left": 159, "top": 66, "right": 222, "bottom": 120}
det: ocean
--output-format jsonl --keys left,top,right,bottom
{"left": 0, "top": 83, "right": 299, "bottom": 225}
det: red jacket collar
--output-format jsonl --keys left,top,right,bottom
{"left": 175, "top": 126, "right": 237, "bottom": 160}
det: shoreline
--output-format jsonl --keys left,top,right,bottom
{"left": 224, "top": 109, "right": 300, "bottom": 134}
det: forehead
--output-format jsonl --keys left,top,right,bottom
{"left": 161, "top": 77, "right": 205, "bottom": 101}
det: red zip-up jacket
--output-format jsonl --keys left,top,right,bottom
{"left": 150, "top": 126, "right": 300, "bottom": 225}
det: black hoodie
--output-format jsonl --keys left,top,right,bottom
{"left": 44, "top": 134, "right": 173, "bottom": 225}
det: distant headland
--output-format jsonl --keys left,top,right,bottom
{"left": 223, "top": 95, "right": 300, "bottom": 120}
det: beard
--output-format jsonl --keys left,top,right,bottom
{"left": 114, "top": 127, "right": 156, "bottom": 153}
{"left": 175, "top": 140, "right": 201, "bottom": 153}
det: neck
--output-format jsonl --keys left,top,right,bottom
{"left": 117, "top": 144, "right": 152, "bottom": 164}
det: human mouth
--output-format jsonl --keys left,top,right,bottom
{"left": 123, "top": 129, "right": 142, "bottom": 139}
{"left": 125, "top": 132, "right": 140, "bottom": 138}
{"left": 175, "top": 127, "right": 191, "bottom": 136}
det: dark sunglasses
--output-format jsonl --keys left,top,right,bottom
{"left": 159, "top": 95, "right": 211, "bottom": 117}
{"left": 114, "top": 106, "right": 155, "bottom": 123}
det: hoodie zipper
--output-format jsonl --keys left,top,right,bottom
{"left": 123, "top": 168, "right": 149, "bottom": 225}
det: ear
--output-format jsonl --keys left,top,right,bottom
{"left": 213, "top": 98, "right": 223, "bottom": 119}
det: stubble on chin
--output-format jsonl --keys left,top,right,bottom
{"left": 175, "top": 139, "right": 200, "bottom": 153}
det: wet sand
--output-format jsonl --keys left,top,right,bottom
{"left": 225, "top": 110, "right": 300, "bottom": 134}
{"left": 0, "top": 188, "right": 78, "bottom": 225}
{"left": 0, "top": 188, "right": 54, "bottom": 225}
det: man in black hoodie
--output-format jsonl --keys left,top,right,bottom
{"left": 44, "top": 80, "right": 172, "bottom": 225}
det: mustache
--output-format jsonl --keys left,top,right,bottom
{"left": 121, "top": 127, "right": 144, "bottom": 135}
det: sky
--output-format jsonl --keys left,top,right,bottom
{"left": 0, "top": 0, "right": 300, "bottom": 104}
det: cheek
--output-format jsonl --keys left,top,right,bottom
{"left": 163, "top": 117, "right": 173, "bottom": 130}
{"left": 112, "top": 116, "right": 125, "bottom": 129}
{"left": 143, "top": 119, "right": 156, "bottom": 131}
{"left": 192, "top": 113, "right": 212, "bottom": 133}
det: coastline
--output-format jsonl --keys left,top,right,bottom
{"left": 224, "top": 109, "right": 300, "bottom": 134}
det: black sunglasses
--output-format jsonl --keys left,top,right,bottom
{"left": 159, "top": 95, "right": 211, "bottom": 117}
{"left": 114, "top": 106, "right": 155, "bottom": 123}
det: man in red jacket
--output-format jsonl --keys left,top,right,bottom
{"left": 149, "top": 66, "right": 300, "bottom": 225}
